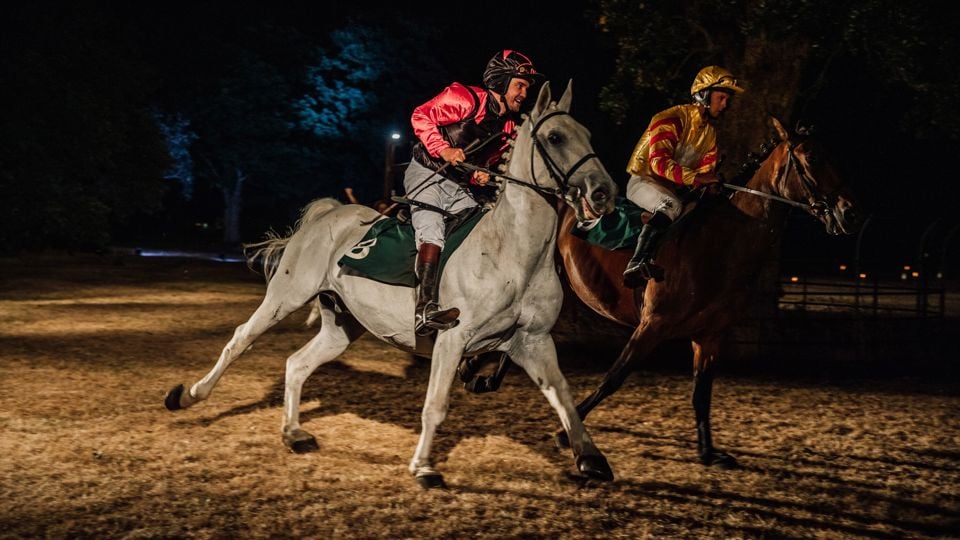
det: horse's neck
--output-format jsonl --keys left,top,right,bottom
{"left": 492, "top": 144, "right": 558, "bottom": 243}
{"left": 728, "top": 145, "right": 791, "bottom": 229}
{"left": 497, "top": 182, "right": 557, "bottom": 226}
{"left": 496, "top": 179, "right": 558, "bottom": 235}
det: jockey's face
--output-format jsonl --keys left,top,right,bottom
{"left": 708, "top": 90, "right": 733, "bottom": 119}
{"left": 502, "top": 77, "right": 532, "bottom": 113}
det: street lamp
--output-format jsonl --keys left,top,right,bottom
{"left": 384, "top": 132, "right": 402, "bottom": 199}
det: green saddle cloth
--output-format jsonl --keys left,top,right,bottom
{"left": 338, "top": 209, "right": 486, "bottom": 287}
{"left": 571, "top": 197, "right": 645, "bottom": 250}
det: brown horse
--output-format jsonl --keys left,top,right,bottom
{"left": 556, "top": 117, "right": 861, "bottom": 467}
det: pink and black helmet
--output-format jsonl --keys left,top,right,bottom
{"left": 482, "top": 50, "right": 545, "bottom": 95}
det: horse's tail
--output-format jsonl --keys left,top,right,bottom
{"left": 243, "top": 197, "right": 343, "bottom": 284}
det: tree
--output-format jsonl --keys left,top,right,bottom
{"left": 294, "top": 22, "right": 449, "bottom": 205}
{"left": 186, "top": 48, "right": 298, "bottom": 245}
{"left": 166, "top": 18, "right": 444, "bottom": 245}
{"left": 595, "top": 0, "right": 959, "bottom": 174}
{"left": 156, "top": 112, "right": 197, "bottom": 198}
{"left": 0, "top": 4, "right": 169, "bottom": 252}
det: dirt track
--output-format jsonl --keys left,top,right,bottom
{"left": 1, "top": 254, "right": 957, "bottom": 539}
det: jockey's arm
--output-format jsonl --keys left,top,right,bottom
{"left": 411, "top": 83, "right": 477, "bottom": 159}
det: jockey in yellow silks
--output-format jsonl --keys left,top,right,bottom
{"left": 621, "top": 66, "right": 745, "bottom": 287}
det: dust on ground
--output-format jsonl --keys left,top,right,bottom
{"left": 1, "top": 254, "right": 957, "bottom": 539}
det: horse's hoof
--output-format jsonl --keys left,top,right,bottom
{"left": 457, "top": 358, "right": 479, "bottom": 383}
{"left": 464, "top": 376, "right": 497, "bottom": 394}
{"left": 700, "top": 450, "right": 739, "bottom": 469}
{"left": 554, "top": 430, "right": 571, "bottom": 450}
{"left": 415, "top": 472, "right": 447, "bottom": 490}
{"left": 576, "top": 454, "right": 614, "bottom": 481}
{"left": 164, "top": 384, "right": 185, "bottom": 411}
{"left": 283, "top": 429, "right": 319, "bottom": 454}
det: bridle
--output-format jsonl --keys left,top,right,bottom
{"left": 721, "top": 139, "right": 831, "bottom": 216}
{"left": 459, "top": 110, "right": 601, "bottom": 200}
{"left": 782, "top": 141, "right": 834, "bottom": 217}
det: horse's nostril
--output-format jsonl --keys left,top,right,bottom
{"left": 591, "top": 189, "right": 608, "bottom": 204}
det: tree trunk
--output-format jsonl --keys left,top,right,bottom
{"left": 722, "top": 32, "right": 812, "bottom": 173}
{"left": 722, "top": 33, "right": 813, "bottom": 357}
{"left": 222, "top": 168, "right": 246, "bottom": 245}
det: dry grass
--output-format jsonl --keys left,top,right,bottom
{"left": 1, "top": 254, "right": 957, "bottom": 539}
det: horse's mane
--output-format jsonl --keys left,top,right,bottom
{"left": 490, "top": 100, "right": 566, "bottom": 203}
{"left": 491, "top": 112, "right": 530, "bottom": 203}
{"left": 727, "top": 121, "right": 820, "bottom": 186}
{"left": 726, "top": 135, "right": 781, "bottom": 185}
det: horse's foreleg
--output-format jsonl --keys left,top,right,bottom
{"left": 408, "top": 337, "right": 462, "bottom": 489}
{"left": 165, "top": 287, "right": 308, "bottom": 411}
{"left": 511, "top": 334, "right": 613, "bottom": 482}
{"left": 554, "top": 322, "right": 663, "bottom": 450}
{"left": 282, "top": 302, "right": 365, "bottom": 453}
{"left": 692, "top": 336, "right": 737, "bottom": 469}
{"left": 575, "top": 321, "right": 663, "bottom": 420}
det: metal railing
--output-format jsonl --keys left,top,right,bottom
{"left": 776, "top": 214, "right": 959, "bottom": 319}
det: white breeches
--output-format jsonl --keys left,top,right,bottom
{"left": 403, "top": 160, "right": 478, "bottom": 249}
{"left": 625, "top": 175, "right": 683, "bottom": 221}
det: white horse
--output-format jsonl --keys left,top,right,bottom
{"left": 165, "top": 81, "right": 619, "bottom": 488}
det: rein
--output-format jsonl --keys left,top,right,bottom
{"left": 458, "top": 110, "right": 600, "bottom": 200}
{"left": 721, "top": 141, "right": 829, "bottom": 216}
{"left": 458, "top": 162, "right": 561, "bottom": 198}
{"left": 720, "top": 183, "right": 816, "bottom": 211}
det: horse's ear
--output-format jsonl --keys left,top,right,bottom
{"left": 769, "top": 116, "right": 789, "bottom": 142}
{"left": 795, "top": 121, "right": 814, "bottom": 137}
{"left": 556, "top": 79, "right": 573, "bottom": 112}
{"left": 533, "top": 81, "right": 552, "bottom": 118}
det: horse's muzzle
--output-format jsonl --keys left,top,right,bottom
{"left": 584, "top": 175, "right": 617, "bottom": 216}
{"left": 566, "top": 173, "right": 617, "bottom": 223}
{"left": 826, "top": 196, "right": 861, "bottom": 235}
{"left": 590, "top": 183, "right": 611, "bottom": 209}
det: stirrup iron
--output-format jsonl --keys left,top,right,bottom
{"left": 415, "top": 303, "right": 460, "bottom": 335}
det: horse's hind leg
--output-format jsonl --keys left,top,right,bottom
{"left": 165, "top": 284, "right": 314, "bottom": 411}
{"left": 510, "top": 334, "right": 613, "bottom": 482}
{"left": 691, "top": 334, "right": 737, "bottom": 468}
{"left": 282, "top": 299, "right": 365, "bottom": 453}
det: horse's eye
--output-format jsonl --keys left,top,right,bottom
{"left": 547, "top": 131, "right": 564, "bottom": 145}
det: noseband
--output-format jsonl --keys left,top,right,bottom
{"left": 528, "top": 111, "right": 600, "bottom": 195}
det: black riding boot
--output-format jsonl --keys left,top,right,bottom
{"left": 415, "top": 243, "right": 460, "bottom": 336}
{"left": 622, "top": 213, "right": 671, "bottom": 288}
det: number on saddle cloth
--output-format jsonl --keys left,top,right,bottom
{"left": 337, "top": 207, "right": 487, "bottom": 287}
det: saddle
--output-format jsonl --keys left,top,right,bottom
{"left": 571, "top": 189, "right": 711, "bottom": 251}
{"left": 337, "top": 206, "right": 486, "bottom": 287}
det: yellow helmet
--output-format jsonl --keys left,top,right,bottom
{"left": 690, "top": 66, "right": 745, "bottom": 95}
